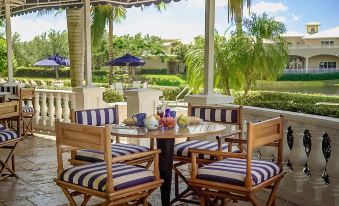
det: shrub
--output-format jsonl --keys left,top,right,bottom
{"left": 103, "top": 89, "right": 124, "bottom": 103}
{"left": 234, "top": 91, "right": 339, "bottom": 118}
{"left": 140, "top": 69, "right": 168, "bottom": 74}
{"left": 278, "top": 72, "right": 339, "bottom": 81}
{"left": 15, "top": 67, "right": 70, "bottom": 78}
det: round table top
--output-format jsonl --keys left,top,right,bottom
{"left": 111, "top": 122, "right": 235, "bottom": 139}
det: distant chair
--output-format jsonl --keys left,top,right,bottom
{"left": 113, "top": 82, "right": 124, "bottom": 95}
{"left": 0, "top": 78, "right": 5, "bottom": 83}
{"left": 132, "top": 81, "right": 141, "bottom": 88}
{"left": 30, "top": 80, "right": 38, "bottom": 87}
{"left": 143, "top": 82, "right": 148, "bottom": 88}
{"left": 23, "top": 79, "right": 30, "bottom": 85}
{"left": 52, "top": 81, "right": 64, "bottom": 87}
{"left": 40, "top": 80, "right": 48, "bottom": 87}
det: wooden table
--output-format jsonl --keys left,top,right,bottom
{"left": 112, "top": 122, "right": 235, "bottom": 206}
{"left": 0, "top": 92, "right": 11, "bottom": 103}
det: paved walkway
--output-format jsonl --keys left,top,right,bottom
{"left": 0, "top": 134, "right": 296, "bottom": 206}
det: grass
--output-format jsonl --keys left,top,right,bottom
{"left": 142, "top": 74, "right": 187, "bottom": 86}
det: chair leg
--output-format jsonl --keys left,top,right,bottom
{"left": 200, "top": 196, "right": 206, "bottom": 206}
{"left": 80, "top": 194, "right": 92, "bottom": 206}
{"left": 266, "top": 180, "right": 281, "bottom": 206}
{"left": 143, "top": 198, "right": 148, "bottom": 206}
{"left": 0, "top": 142, "right": 20, "bottom": 180}
{"left": 60, "top": 186, "right": 78, "bottom": 206}
{"left": 249, "top": 195, "right": 260, "bottom": 206}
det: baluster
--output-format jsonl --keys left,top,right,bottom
{"left": 303, "top": 128, "right": 327, "bottom": 202}
{"left": 34, "top": 92, "right": 41, "bottom": 124}
{"left": 289, "top": 123, "right": 308, "bottom": 193}
{"left": 323, "top": 129, "right": 339, "bottom": 206}
{"left": 48, "top": 93, "right": 55, "bottom": 127}
{"left": 70, "top": 93, "right": 75, "bottom": 110}
{"left": 63, "top": 94, "right": 71, "bottom": 123}
{"left": 41, "top": 93, "right": 48, "bottom": 126}
{"left": 55, "top": 93, "right": 62, "bottom": 121}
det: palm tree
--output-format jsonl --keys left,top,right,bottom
{"left": 227, "top": 0, "right": 252, "bottom": 34}
{"left": 91, "top": 5, "right": 127, "bottom": 85}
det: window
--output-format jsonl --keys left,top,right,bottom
{"left": 321, "top": 40, "right": 335, "bottom": 46}
{"left": 320, "top": 62, "right": 337, "bottom": 69}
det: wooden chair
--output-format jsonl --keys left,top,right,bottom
{"left": 171, "top": 104, "right": 244, "bottom": 204}
{"left": 16, "top": 87, "right": 36, "bottom": 137}
{"left": 69, "top": 106, "right": 155, "bottom": 168}
{"left": 188, "top": 116, "right": 285, "bottom": 206}
{"left": 0, "top": 101, "right": 22, "bottom": 181}
{"left": 55, "top": 121, "right": 163, "bottom": 206}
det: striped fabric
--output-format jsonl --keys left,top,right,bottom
{"left": 0, "top": 130, "right": 19, "bottom": 143}
{"left": 60, "top": 162, "right": 155, "bottom": 191}
{"left": 174, "top": 140, "right": 239, "bottom": 160}
{"left": 198, "top": 158, "right": 280, "bottom": 186}
{"left": 22, "top": 107, "right": 35, "bottom": 113}
{"left": 75, "top": 143, "right": 150, "bottom": 163}
{"left": 191, "top": 107, "right": 238, "bottom": 123}
{"left": 75, "top": 108, "right": 117, "bottom": 126}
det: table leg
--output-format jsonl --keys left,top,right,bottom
{"left": 157, "top": 138, "right": 175, "bottom": 206}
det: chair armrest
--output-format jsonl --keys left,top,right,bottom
{"left": 216, "top": 130, "right": 241, "bottom": 141}
{"left": 222, "top": 138, "right": 247, "bottom": 144}
{"left": 61, "top": 146, "right": 79, "bottom": 153}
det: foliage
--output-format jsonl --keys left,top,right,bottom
{"left": 103, "top": 89, "right": 124, "bottom": 103}
{"left": 185, "top": 14, "right": 288, "bottom": 95}
{"left": 140, "top": 69, "right": 168, "bottom": 74}
{"left": 234, "top": 91, "right": 339, "bottom": 118}
{"left": 13, "top": 30, "right": 69, "bottom": 67}
{"left": 15, "top": 67, "right": 70, "bottom": 78}
{"left": 278, "top": 73, "right": 339, "bottom": 81}
{"left": 170, "top": 40, "right": 189, "bottom": 71}
{"left": 143, "top": 74, "right": 186, "bottom": 86}
{"left": 148, "top": 85, "right": 186, "bottom": 101}
{"left": 227, "top": 0, "right": 252, "bottom": 34}
{"left": 0, "top": 38, "right": 7, "bottom": 76}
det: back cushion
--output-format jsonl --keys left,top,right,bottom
{"left": 191, "top": 107, "right": 238, "bottom": 124}
{"left": 75, "top": 108, "right": 117, "bottom": 126}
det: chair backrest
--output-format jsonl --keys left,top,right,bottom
{"left": 0, "top": 101, "right": 19, "bottom": 119}
{"left": 244, "top": 116, "right": 284, "bottom": 188}
{"left": 55, "top": 121, "right": 114, "bottom": 192}
{"left": 19, "top": 87, "right": 35, "bottom": 100}
{"left": 72, "top": 106, "right": 119, "bottom": 126}
{"left": 143, "top": 82, "right": 148, "bottom": 88}
{"left": 40, "top": 80, "right": 47, "bottom": 87}
{"left": 30, "top": 80, "right": 38, "bottom": 86}
{"left": 188, "top": 103, "right": 243, "bottom": 125}
{"left": 114, "top": 82, "right": 123, "bottom": 90}
{"left": 132, "top": 81, "right": 141, "bottom": 88}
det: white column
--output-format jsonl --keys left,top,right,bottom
{"left": 41, "top": 93, "right": 48, "bottom": 126}
{"left": 48, "top": 93, "right": 55, "bottom": 127}
{"left": 84, "top": 0, "right": 92, "bottom": 87}
{"left": 5, "top": 3, "right": 13, "bottom": 83}
{"left": 34, "top": 92, "right": 41, "bottom": 124}
{"left": 62, "top": 94, "right": 71, "bottom": 123}
{"left": 305, "top": 58, "right": 309, "bottom": 73}
{"left": 204, "top": 0, "right": 215, "bottom": 95}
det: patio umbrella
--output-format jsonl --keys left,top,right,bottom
{"left": 107, "top": 54, "right": 146, "bottom": 76}
{"left": 33, "top": 55, "right": 70, "bottom": 80}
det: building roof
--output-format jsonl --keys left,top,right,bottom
{"left": 283, "top": 31, "right": 304, "bottom": 37}
{"left": 305, "top": 22, "right": 321, "bottom": 26}
{"left": 303, "top": 26, "right": 339, "bottom": 39}
{"left": 0, "top": 0, "right": 181, "bottom": 18}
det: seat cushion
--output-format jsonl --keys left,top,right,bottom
{"left": 0, "top": 130, "right": 19, "bottom": 143}
{"left": 174, "top": 140, "right": 240, "bottom": 160}
{"left": 197, "top": 158, "right": 280, "bottom": 186}
{"left": 75, "top": 107, "right": 118, "bottom": 126}
{"left": 60, "top": 162, "right": 155, "bottom": 191}
{"left": 191, "top": 107, "right": 238, "bottom": 123}
{"left": 75, "top": 143, "right": 150, "bottom": 163}
{"left": 22, "top": 107, "right": 35, "bottom": 113}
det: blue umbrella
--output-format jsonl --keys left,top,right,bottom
{"left": 34, "top": 55, "right": 70, "bottom": 79}
{"left": 106, "top": 54, "right": 146, "bottom": 67}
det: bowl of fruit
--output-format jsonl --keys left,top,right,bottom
{"left": 159, "top": 117, "right": 177, "bottom": 129}
{"left": 177, "top": 114, "right": 190, "bottom": 128}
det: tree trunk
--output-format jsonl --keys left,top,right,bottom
{"left": 66, "top": 8, "right": 84, "bottom": 87}
{"left": 108, "top": 18, "right": 114, "bottom": 85}
{"left": 235, "top": 8, "right": 243, "bottom": 35}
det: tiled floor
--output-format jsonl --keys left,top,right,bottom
{"left": 0, "top": 134, "right": 296, "bottom": 206}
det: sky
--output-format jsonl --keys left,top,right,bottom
{"left": 10, "top": 0, "right": 339, "bottom": 43}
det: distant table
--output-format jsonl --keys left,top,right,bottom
{"left": 0, "top": 92, "right": 11, "bottom": 103}
{"left": 112, "top": 122, "right": 235, "bottom": 206}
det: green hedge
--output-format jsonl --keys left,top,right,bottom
{"left": 15, "top": 67, "right": 71, "bottom": 78}
{"left": 103, "top": 89, "right": 124, "bottom": 103}
{"left": 234, "top": 91, "right": 339, "bottom": 118}
{"left": 140, "top": 69, "right": 168, "bottom": 74}
{"left": 278, "top": 72, "right": 339, "bottom": 81}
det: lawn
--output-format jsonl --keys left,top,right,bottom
{"left": 142, "top": 74, "right": 187, "bottom": 86}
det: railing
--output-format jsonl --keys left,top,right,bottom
{"left": 33, "top": 89, "right": 75, "bottom": 131}
{"left": 175, "top": 85, "right": 193, "bottom": 106}
{"left": 288, "top": 45, "right": 339, "bottom": 49}
{"left": 284, "top": 68, "right": 339, "bottom": 74}
{"left": 243, "top": 106, "right": 339, "bottom": 206}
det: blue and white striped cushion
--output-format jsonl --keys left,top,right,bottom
{"left": 191, "top": 107, "right": 238, "bottom": 123}
{"left": 60, "top": 162, "right": 155, "bottom": 191}
{"left": 75, "top": 108, "right": 117, "bottom": 126}
{"left": 22, "top": 107, "right": 35, "bottom": 113}
{"left": 198, "top": 158, "right": 280, "bottom": 186}
{"left": 0, "top": 130, "right": 19, "bottom": 143}
{"left": 75, "top": 143, "right": 150, "bottom": 163}
{"left": 174, "top": 140, "right": 239, "bottom": 159}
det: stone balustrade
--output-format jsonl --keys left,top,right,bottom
{"left": 33, "top": 89, "right": 75, "bottom": 131}
{"left": 243, "top": 106, "right": 339, "bottom": 206}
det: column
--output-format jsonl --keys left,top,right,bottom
{"left": 204, "top": 0, "right": 215, "bottom": 95}
{"left": 305, "top": 58, "right": 309, "bottom": 73}
{"left": 83, "top": 0, "right": 92, "bottom": 87}
{"left": 5, "top": 3, "right": 13, "bottom": 83}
